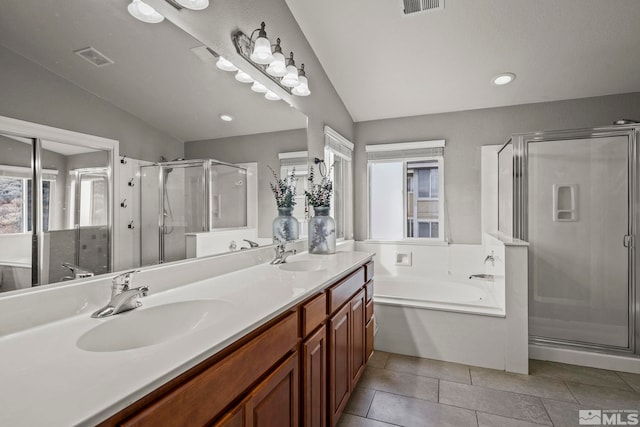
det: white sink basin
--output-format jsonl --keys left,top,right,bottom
{"left": 77, "top": 299, "right": 233, "bottom": 352}
{"left": 278, "top": 260, "right": 326, "bottom": 272}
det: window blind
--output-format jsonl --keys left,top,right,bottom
{"left": 324, "top": 126, "right": 353, "bottom": 161}
{"left": 366, "top": 140, "right": 445, "bottom": 161}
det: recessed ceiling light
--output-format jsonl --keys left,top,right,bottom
{"left": 492, "top": 72, "right": 516, "bottom": 86}
{"left": 127, "top": 0, "right": 164, "bottom": 24}
{"left": 219, "top": 114, "right": 234, "bottom": 122}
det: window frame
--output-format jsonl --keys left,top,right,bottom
{"left": 323, "top": 126, "right": 354, "bottom": 241}
{"left": 366, "top": 150, "right": 446, "bottom": 244}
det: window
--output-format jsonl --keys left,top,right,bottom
{"left": 324, "top": 126, "right": 353, "bottom": 240}
{"left": 0, "top": 167, "right": 56, "bottom": 234}
{"left": 367, "top": 141, "right": 445, "bottom": 241}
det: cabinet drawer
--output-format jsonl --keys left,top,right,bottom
{"left": 328, "top": 267, "right": 365, "bottom": 314}
{"left": 364, "top": 261, "right": 374, "bottom": 283}
{"left": 365, "top": 280, "right": 374, "bottom": 303}
{"left": 121, "top": 312, "right": 298, "bottom": 427}
{"left": 301, "top": 293, "right": 327, "bottom": 338}
{"left": 365, "top": 300, "right": 373, "bottom": 323}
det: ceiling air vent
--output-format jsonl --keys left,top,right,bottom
{"left": 74, "top": 47, "right": 114, "bottom": 67}
{"left": 403, "top": 0, "right": 444, "bottom": 15}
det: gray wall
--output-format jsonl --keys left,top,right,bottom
{"left": 0, "top": 45, "right": 182, "bottom": 161}
{"left": 354, "top": 92, "right": 640, "bottom": 243}
{"left": 185, "top": 128, "right": 307, "bottom": 237}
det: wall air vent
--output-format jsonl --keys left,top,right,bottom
{"left": 403, "top": 0, "right": 444, "bottom": 15}
{"left": 74, "top": 47, "right": 114, "bottom": 67}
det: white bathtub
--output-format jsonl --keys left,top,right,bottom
{"left": 373, "top": 274, "right": 509, "bottom": 370}
{"left": 374, "top": 275, "right": 504, "bottom": 316}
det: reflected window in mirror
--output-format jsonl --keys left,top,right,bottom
{"left": 324, "top": 126, "right": 353, "bottom": 240}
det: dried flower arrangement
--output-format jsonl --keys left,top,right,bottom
{"left": 305, "top": 166, "right": 333, "bottom": 208}
{"left": 268, "top": 166, "right": 297, "bottom": 208}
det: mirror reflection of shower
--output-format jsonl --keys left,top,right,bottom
{"left": 140, "top": 159, "right": 248, "bottom": 266}
{"left": 159, "top": 156, "right": 184, "bottom": 236}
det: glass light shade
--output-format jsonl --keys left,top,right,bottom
{"left": 235, "top": 70, "right": 254, "bottom": 84}
{"left": 250, "top": 37, "right": 274, "bottom": 65}
{"left": 215, "top": 57, "right": 237, "bottom": 72}
{"left": 174, "top": 0, "right": 209, "bottom": 10}
{"left": 281, "top": 65, "right": 300, "bottom": 87}
{"left": 264, "top": 91, "right": 281, "bottom": 101}
{"left": 292, "top": 76, "right": 310, "bottom": 96}
{"left": 127, "top": 0, "right": 164, "bottom": 23}
{"left": 266, "top": 51, "right": 287, "bottom": 77}
{"left": 251, "top": 82, "right": 268, "bottom": 93}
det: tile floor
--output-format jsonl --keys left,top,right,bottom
{"left": 337, "top": 351, "right": 640, "bottom": 427}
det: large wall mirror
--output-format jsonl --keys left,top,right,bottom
{"left": 0, "top": 0, "right": 308, "bottom": 294}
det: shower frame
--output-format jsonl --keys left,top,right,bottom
{"left": 145, "top": 158, "right": 248, "bottom": 264}
{"left": 500, "top": 124, "right": 640, "bottom": 356}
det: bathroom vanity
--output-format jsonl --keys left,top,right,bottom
{"left": 0, "top": 249, "right": 373, "bottom": 427}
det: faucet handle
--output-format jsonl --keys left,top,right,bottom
{"left": 112, "top": 270, "right": 140, "bottom": 289}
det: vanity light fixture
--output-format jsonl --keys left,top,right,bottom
{"left": 174, "top": 0, "right": 209, "bottom": 10}
{"left": 229, "top": 22, "right": 311, "bottom": 97}
{"left": 219, "top": 114, "right": 234, "bottom": 122}
{"left": 215, "top": 56, "right": 237, "bottom": 72}
{"left": 127, "top": 0, "right": 164, "bottom": 23}
{"left": 492, "top": 72, "right": 516, "bottom": 86}
{"left": 235, "top": 70, "right": 254, "bottom": 84}
{"left": 251, "top": 82, "right": 268, "bottom": 93}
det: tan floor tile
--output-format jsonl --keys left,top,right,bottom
{"left": 359, "top": 366, "right": 439, "bottom": 402}
{"left": 471, "top": 367, "right": 576, "bottom": 402}
{"left": 386, "top": 354, "right": 471, "bottom": 384}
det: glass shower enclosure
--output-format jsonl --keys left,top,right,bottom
{"left": 499, "top": 124, "right": 639, "bottom": 355}
{"left": 139, "top": 159, "right": 247, "bottom": 265}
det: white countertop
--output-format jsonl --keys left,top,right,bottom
{"left": 0, "top": 250, "right": 373, "bottom": 427}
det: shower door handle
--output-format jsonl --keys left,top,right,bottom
{"left": 624, "top": 235, "right": 633, "bottom": 248}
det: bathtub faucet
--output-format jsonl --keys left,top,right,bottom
{"left": 483, "top": 251, "right": 496, "bottom": 267}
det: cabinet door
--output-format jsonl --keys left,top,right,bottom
{"left": 350, "top": 289, "right": 366, "bottom": 390}
{"left": 328, "top": 302, "right": 350, "bottom": 427}
{"left": 365, "top": 318, "right": 374, "bottom": 362}
{"left": 245, "top": 352, "right": 299, "bottom": 427}
{"left": 302, "top": 325, "right": 326, "bottom": 427}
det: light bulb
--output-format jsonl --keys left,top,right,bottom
{"left": 281, "top": 52, "right": 300, "bottom": 87}
{"left": 235, "top": 70, "right": 254, "bottom": 84}
{"left": 175, "top": 0, "right": 209, "bottom": 10}
{"left": 265, "top": 91, "right": 281, "bottom": 101}
{"left": 250, "top": 23, "right": 274, "bottom": 65}
{"left": 251, "top": 82, "right": 268, "bottom": 93}
{"left": 215, "top": 57, "right": 237, "bottom": 72}
{"left": 266, "top": 38, "right": 287, "bottom": 77}
{"left": 127, "top": 0, "right": 164, "bottom": 23}
{"left": 292, "top": 76, "right": 310, "bottom": 96}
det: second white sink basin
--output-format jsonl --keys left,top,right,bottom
{"left": 77, "top": 299, "right": 233, "bottom": 352}
{"left": 278, "top": 260, "right": 327, "bottom": 272}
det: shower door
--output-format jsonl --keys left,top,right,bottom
{"left": 519, "top": 128, "right": 636, "bottom": 353}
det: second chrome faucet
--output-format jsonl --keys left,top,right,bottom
{"left": 91, "top": 270, "right": 149, "bottom": 318}
{"left": 271, "top": 243, "right": 296, "bottom": 264}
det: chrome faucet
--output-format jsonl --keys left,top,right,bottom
{"left": 243, "top": 239, "right": 259, "bottom": 248}
{"left": 484, "top": 251, "right": 496, "bottom": 267}
{"left": 91, "top": 270, "right": 149, "bottom": 318}
{"left": 270, "top": 243, "right": 296, "bottom": 264}
{"left": 62, "top": 262, "right": 94, "bottom": 280}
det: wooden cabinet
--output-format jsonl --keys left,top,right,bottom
{"left": 302, "top": 325, "right": 326, "bottom": 427}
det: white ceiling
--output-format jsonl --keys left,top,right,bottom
{"left": 285, "top": 0, "right": 640, "bottom": 122}
{"left": 0, "top": 0, "right": 306, "bottom": 142}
